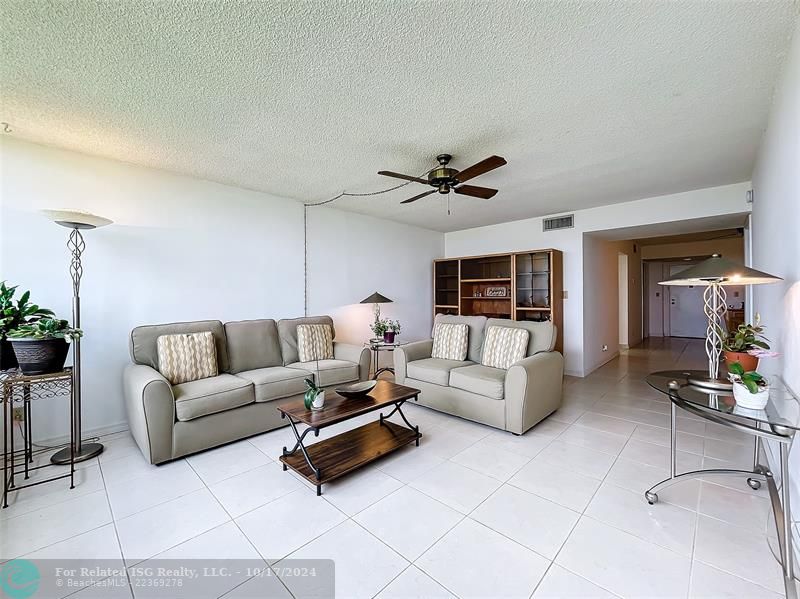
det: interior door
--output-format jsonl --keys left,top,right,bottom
{"left": 668, "top": 264, "right": 706, "bottom": 338}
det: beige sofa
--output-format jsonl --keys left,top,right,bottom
{"left": 394, "top": 315, "right": 563, "bottom": 434}
{"left": 122, "top": 316, "right": 370, "bottom": 464}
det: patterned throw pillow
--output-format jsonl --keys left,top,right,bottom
{"left": 431, "top": 323, "right": 469, "bottom": 361}
{"left": 297, "top": 324, "right": 334, "bottom": 362}
{"left": 156, "top": 331, "right": 218, "bottom": 385}
{"left": 481, "top": 326, "right": 529, "bottom": 369}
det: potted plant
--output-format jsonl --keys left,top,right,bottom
{"left": 7, "top": 318, "right": 82, "bottom": 375}
{"left": 383, "top": 319, "right": 401, "bottom": 344}
{"left": 722, "top": 317, "right": 770, "bottom": 372}
{"left": 727, "top": 362, "right": 770, "bottom": 410}
{"left": 0, "top": 281, "right": 55, "bottom": 371}
{"left": 370, "top": 318, "right": 388, "bottom": 341}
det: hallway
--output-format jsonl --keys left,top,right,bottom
{"left": 557, "top": 336, "right": 785, "bottom": 596}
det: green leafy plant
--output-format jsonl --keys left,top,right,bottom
{"left": 8, "top": 318, "right": 83, "bottom": 341}
{"left": 0, "top": 281, "right": 55, "bottom": 338}
{"left": 370, "top": 318, "right": 389, "bottom": 337}
{"left": 371, "top": 318, "right": 401, "bottom": 337}
{"left": 722, "top": 319, "right": 770, "bottom": 353}
{"left": 727, "top": 362, "right": 768, "bottom": 394}
{"left": 303, "top": 377, "right": 320, "bottom": 409}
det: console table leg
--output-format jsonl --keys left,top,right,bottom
{"left": 780, "top": 442, "right": 793, "bottom": 581}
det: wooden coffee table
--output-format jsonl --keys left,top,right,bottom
{"left": 277, "top": 380, "right": 422, "bottom": 495}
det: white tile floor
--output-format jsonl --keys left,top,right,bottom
{"left": 0, "top": 338, "right": 792, "bottom": 598}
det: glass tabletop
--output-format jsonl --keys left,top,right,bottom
{"left": 646, "top": 370, "right": 800, "bottom": 433}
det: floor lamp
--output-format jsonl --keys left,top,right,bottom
{"left": 43, "top": 209, "right": 112, "bottom": 464}
{"left": 658, "top": 253, "right": 781, "bottom": 390}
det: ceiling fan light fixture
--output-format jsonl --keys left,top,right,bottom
{"left": 438, "top": 184, "right": 450, "bottom": 194}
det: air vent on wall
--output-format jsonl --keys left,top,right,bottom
{"left": 543, "top": 214, "right": 574, "bottom": 231}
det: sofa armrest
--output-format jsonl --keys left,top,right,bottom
{"left": 333, "top": 342, "right": 371, "bottom": 381}
{"left": 122, "top": 364, "right": 176, "bottom": 464}
{"left": 504, "top": 351, "right": 564, "bottom": 434}
{"left": 393, "top": 339, "right": 434, "bottom": 384}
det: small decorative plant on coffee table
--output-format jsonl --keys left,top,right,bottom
{"left": 722, "top": 317, "right": 770, "bottom": 372}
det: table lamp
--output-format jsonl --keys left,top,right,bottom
{"left": 659, "top": 254, "right": 781, "bottom": 390}
{"left": 43, "top": 209, "right": 112, "bottom": 463}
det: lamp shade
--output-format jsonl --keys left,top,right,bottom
{"left": 659, "top": 254, "right": 782, "bottom": 287}
{"left": 360, "top": 292, "right": 393, "bottom": 304}
{"left": 43, "top": 209, "right": 113, "bottom": 230}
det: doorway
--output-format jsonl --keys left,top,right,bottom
{"left": 618, "top": 253, "right": 629, "bottom": 347}
{"left": 666, "top": 264, "right": 706, "bottom": 338}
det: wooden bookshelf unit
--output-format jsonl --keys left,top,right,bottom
{"left": 433, "top": 249, "right": 563, "bottom": 352}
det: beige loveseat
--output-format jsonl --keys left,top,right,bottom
{"left": 394, "top": 315, "right": 563, "bottom": 434}
{"left": 122, "top": 316, "right": 370, "bottom": 464}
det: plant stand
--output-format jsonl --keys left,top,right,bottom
{"left": 2, "top": 368, "right": 75, "bottom": 508}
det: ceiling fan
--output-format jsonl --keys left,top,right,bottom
{"left": 378, "top": 154, "right": 507, "bottom": 204}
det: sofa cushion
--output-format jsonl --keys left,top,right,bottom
{"left": 486, "top": 318, "right": 556, "bottom": 356}
{"left": 224, "top": 319, "right": 283, "bottom": 373}
{"left": 481, "top": 326, "right": 529, "bottom": 369}
{"left": 173, "top": 374, "right": 254, "bottom": 421}
{"left": 433, "top": 314, "right": 487, "bottom": 362}
{"left": 277, "top": 316, "right": 336, "bottom": 365}
{"left": 407, "top": 357, "right": 474, "bottom": 386}
{"left": 130, "top": 320, "right": 229, "bottom": 372}
{"left": 235, "top": 366, "right": 311, "bottom": 402}
{"left": 286, "top": 359, "right": 357, "bottom": 386}
{"left": 156, "top": 331, "right": 219, "bottom": 385}
{"left": 297, "top": 324, "right": 334, "bottom": 362}
{"left": 449, "top": 365, "right": 506, "bottom": 400}
{"left": 431, "top": 323, "right": 469, "bottom": 361}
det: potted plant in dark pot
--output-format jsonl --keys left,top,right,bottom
{"left": 7, "top": 318, "right": 82, "bottom": 375}
{"left": 722, "top": 317, "right": 770, "bottom": 373}
{"left": 0, "top": 281, "right": 55, "bottom": 371}
{"left": 370, "top": 318, "right": 388, "bottom": 342}
{"left": 383, "top": 319, "right": 401, "bottom": 344}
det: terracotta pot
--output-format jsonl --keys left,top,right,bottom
{"left": 724, "top": 351, "right": 759, "bottom": 373}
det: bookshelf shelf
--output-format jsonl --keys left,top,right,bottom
{"left": 433, "top": 249, "right": 563, "bottom": 352}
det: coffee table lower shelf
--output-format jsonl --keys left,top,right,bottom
{"left": 279, "top": 420, "right": 420, "bottom": 492}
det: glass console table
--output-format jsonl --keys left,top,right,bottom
{"left": 645, "top": 370, "right": 799, "bottom": 591}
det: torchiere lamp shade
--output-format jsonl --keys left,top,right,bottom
{"left": 42, "top": 209, "right": 113, "bottom": 230}
{"left": 658, "top": 254, "right": 782, "bottom": 286}
{"left": 360, "top": 292, "right": 393, "bottom": 304}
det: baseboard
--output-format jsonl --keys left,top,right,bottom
{"left": 35, "top": 421, "right": 130, "bottom": 447}
{"left": 582, "top": 351, "right": 620, "bottom": 377}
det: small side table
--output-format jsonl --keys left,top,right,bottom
{"left": 2, "top": 368, "right": 76, "bottom": 508}
{"left": 365, "top": 340, "right": 402, "bottom": 380}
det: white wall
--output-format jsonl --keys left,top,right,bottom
{"left": 306, "top": 206, "right": 443, "bottom": 370}
{"left": 750, "top": 23, "right": 800, "bottom": 557}
{"left": 445, "top": 182, "right": 751, "bottom": 375}
{"left": 0, "top": 138, "right": 444, "bottom": 440}
{"left": 582, "top": 237, "right": 641, "bottom": 374}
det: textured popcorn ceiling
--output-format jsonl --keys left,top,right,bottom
{"left": 2, "top": 1, "right": 797, "bottom": 232}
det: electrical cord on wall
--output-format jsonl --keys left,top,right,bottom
{"left": 15, "top": 420, "right": 100, "bottom": 452}
{"left": 301, "top": 166, "right": 435, "bottom": 315}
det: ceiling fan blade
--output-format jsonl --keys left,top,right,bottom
{"left": 454, "top": 155, "right": 507, "bottom": 183}
{"left": 377, "top": 170, "right": 429, "bottom": 184}
{"left": 401, "top": 189, "right": 436, "bottom": 204}
{"left": 453, "top": 185, "right": 498, "bottom": 199}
